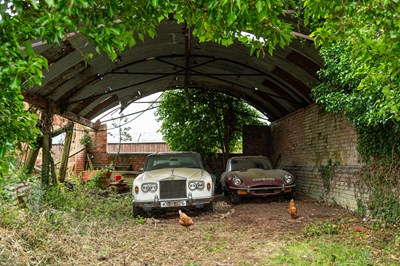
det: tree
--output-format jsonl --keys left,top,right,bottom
{"left": 155, "top": 89, "right": 266, "bottom": 164}
{"left": 108, "top": 115, "right": 132, "bottom": 169}
{"left": 303, "top": 0, "right": 400, "bottom": 124}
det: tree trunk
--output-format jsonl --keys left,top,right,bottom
{"left": 114, "top": 127, "right": 122, "bottom": 170}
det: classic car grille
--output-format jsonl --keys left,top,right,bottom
{"left": 160, "top": 180, "right": 187, "bottom": 199}
{"left": 254, "top": 189, "right": 275, "bottom": 194}
{"left": 251, "top": 184, "right": 280, "bottom": 194}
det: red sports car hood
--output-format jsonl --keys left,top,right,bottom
{"left": 230, "top": 168, "right": 290, "bottom": 182}
{"left": 140, "top": 168, "right": 208, "bottom": 182}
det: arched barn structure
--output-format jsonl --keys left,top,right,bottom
{"left": 24, "top": 20, "right": 362, "bottom": 210}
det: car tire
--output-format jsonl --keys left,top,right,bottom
{"left": 283, "top": 191, "right": 294, "bottom": 201}
{"left": 133, "top": 205, "right": 146, "bottom": 218}
{"left": 230, "top": 192, "right": 241, "bottom": 204}
{"left": 204, "top": 201, "right": 215, "bottom": 213}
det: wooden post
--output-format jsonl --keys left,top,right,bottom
{"left": 59, "top": 122, "right": 74, "bottom": 183}
{"left": 41, "top": 102, "right": 52, "bottom": 188}
{"left": 24, "top": 144, "right": 41, "bottom": 175}
{"left": 50, "top": 155, "right": 57, "bottom": 186}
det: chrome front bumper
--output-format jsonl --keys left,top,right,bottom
{"left": 133, "top": 193, "right": 214, "bottom": 211}
{"left": 229, "top": 183, "right": 296, "bottom": 195}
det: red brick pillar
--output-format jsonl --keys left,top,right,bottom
{"left": 88, "top": 124, "right": 108, "bottom": 166}
{"left": 73, "top": 124, "right": 87, "bottom": 176}
{"left": 74, "top": 149, "right": 86, "bottom": 175}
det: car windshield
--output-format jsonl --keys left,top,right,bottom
{"left": 228, "top": 157, "right": 272, "bottom": 171}
{"left": 144, "top": 153, "right": 203, "bottom": 171}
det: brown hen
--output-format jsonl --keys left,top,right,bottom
{"left": 288, "top": 199, "right": 298, "bottom": 219}
{"left": 179, "top": 210, "right": 194, "bottom": 228}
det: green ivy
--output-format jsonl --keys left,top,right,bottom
{"left": 79, "top": 129, "right": 92, "bottom": 149}
{"left": 318, "top": 159, "right": 338, "bottom": 194}
{"left": 356, "top": 123, "right": 400, "bottom": 163}
{"left": 353, "top": 123, "right": 400, "bottom": 226}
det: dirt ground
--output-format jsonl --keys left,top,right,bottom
{"left": 156, "top": 194, "right": 352, "bottom": 234}
{"left": 119, "top": 195, "right": 355, "bottom": 266}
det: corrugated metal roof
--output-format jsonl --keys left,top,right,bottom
{"left": 24, "top": 20, "right": 322, "bottom": 128}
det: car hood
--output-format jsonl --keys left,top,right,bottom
{"left": 137, "top": 168, "right": 209, "bottom": 182}
{"left": 230, "top": 168, "right": 291, "bottom": 182}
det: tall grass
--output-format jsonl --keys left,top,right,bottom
{"left": 0, "top": 176, "right": 134, "bottom": 265}
{"left": 1, "top": 176, "right": 133, "bottom": 228}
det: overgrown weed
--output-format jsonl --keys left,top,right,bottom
{"left": 13, "top": 177, "right": 134, "bottom": 227}
{"left": 0, "top": 175, "right": 134, "bottom": 264}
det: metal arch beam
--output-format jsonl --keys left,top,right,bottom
{"left": 101, "top": 53, "right": 314, "bottom": 104}
{"left": 64, "top": 53, "right": 310, "bottom": 116}
{"left": 24, "top": 20, "right": 322, "bottom": 125}
{"left": 167, "top": 85, "right": 281, "bottom": 121}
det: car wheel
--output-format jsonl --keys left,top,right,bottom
{"left": 133, "top": 204, "right": 146, "bottom": 218}
{"left": 230, "top": 192, "right": 241, "bottom": 204}
{"left": 204, "top": 201, "right": 215, "bottom": 213}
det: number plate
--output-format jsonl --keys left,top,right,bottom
{"left": 160, "top": 200, "right": 187, "bottom": 208}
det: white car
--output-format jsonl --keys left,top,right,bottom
{"left": 132, "top": 152, "right": 215, "bottom": 217}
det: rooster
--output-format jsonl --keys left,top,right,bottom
{"left": 288, "top": 199, "right": 298, "bottom": 219}
{"left": 178, "top": 210, "right": 194, "bottom": 229}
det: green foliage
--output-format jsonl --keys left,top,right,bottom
{"left": 87, "top": 168, "right": 110, "bottom": 190}
{"left": 79, "top": 129, "right": 92, "bottom": 149}
{"left": 318, "top": 159, "right": 338, "bottom": 194}
{"left": 0, "top": 0, "right": 299, "bottom": 178}
{"left": 173, "top": 0, "right": 296, "bottom": 56}
{"left": 155, "top": 89, "right": 266, "bottom": 155}
{"left": 0, "top": 175, "right": 132, "bottom": 228}
{"left": 303, "top": 221, "right": 340, "bottom": 237}
{"left": 134, "top": 215, "right": 145, "bottom": 225}
{"left": 305, "top": 1, "right": 400, "bottom": 125}
{"left": 356, "top": 123, "right": 400, "bottom": 163}
{"left": 357, "top": 159, "right": 400, "bottom": 226}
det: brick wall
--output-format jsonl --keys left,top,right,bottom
{"left": 243, "top": 125, "right": 271, "bottom": 156}
{"left": 88, "top": 124, "right": 109, "bottom": 166}
{"left": 270, "top": 103, "right": 362, "bottom": 210}
{"left": 86, "top": 124, "right": 162, "bottom": 171}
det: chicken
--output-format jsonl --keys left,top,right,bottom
{"left": 179, "top": 210, "right": 194, "bottom": 228}
{"left": 288, "top": 199, "right": 298, "bottom": 219}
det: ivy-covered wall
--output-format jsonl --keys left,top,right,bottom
{"left": 270, "top": 103, "right": 362, "bottom": 210}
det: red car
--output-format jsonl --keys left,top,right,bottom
{"left": 220, "top": 156, "right": 296, "bottom": 204}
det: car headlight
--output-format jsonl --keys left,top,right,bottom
{"left": 232, "top": 176, "right": 243, "bottom": 186}
{"left": 141, "top": 183, "right": 158, "bottom": 192}
{"left": 284, "top": 174, "right": 294, "bottom": 184}
{"left": 188, "top": 181, "right": 205, "bottom": 190}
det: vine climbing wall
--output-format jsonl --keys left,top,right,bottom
{"left": 269, "top": 103, "right": 362, "bottom": 210}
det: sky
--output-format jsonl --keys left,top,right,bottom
{"left": 90, "top": 91, "right": 269, "bottom": 144}
{"left": 92, "top": 92, "right": 164, "bottom": 143}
